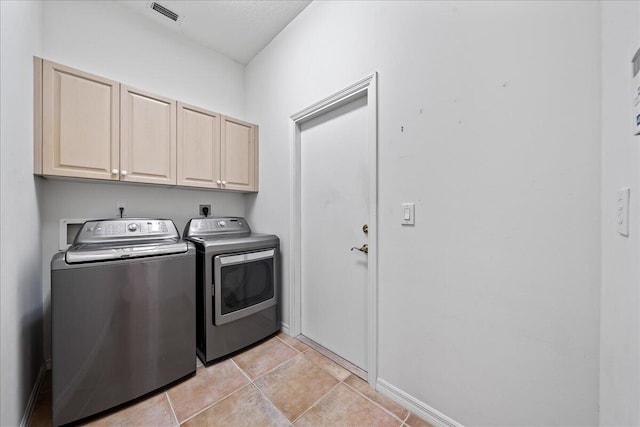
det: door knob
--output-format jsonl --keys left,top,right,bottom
{"left": 350, "top": 244, "right": 368, "bottom": 254}
{"left": 362, "top": 224, "right": 369, "bottom": 234}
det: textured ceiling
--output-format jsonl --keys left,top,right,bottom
{"left": 117, "top": 1, "right": 312, "bottom": 65}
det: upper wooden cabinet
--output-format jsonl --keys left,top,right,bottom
{"left": 34, "top": 58, "right": 258, "bottom": 192}
{"left": 177, "top": 104, "right": 258, "bottom": 192}
{"left": 177, "top": 102, "right": 221, "bottom": 189}
{"left": 221, "top": 116, "right": 258, "bottom": 192}
{"left": 121, "top": 85, "right": 176, "bottom": 185}
{"left": 40, "top": 59, "right": 120, "bottom": 180}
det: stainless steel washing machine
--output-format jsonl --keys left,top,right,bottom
{"left": 184, "top": 217, "right": 279, "bottom": 363}
{"left": 51, "top": 218, "right": 195, "bottom": 427}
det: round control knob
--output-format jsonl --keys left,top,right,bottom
{"left": 121, "top": 170, "right": 128, "bottom": 176}
{"left": 127, "top": 223, "right": 138, "bottom": 231}
{"left": 111, "top": 168, "right": 119, "bottom": 175}
{"left": 218, "top": 221, "right": 226, "bottom": 227}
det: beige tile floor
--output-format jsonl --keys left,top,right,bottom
{"left": 30, "top": 333, "right": 433, "bottom": 427}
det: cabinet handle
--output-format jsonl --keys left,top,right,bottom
{"left": 216, "top": 180, "right": 222, "bottom": 185}
{"left": 121, "top": 170, "right": 128, "bottom": 176}
{"left": 111, "top": 169, "right": 119, "bottom": 175}
{"left": 221, "top": 180, "right": 226, "bottom": 185}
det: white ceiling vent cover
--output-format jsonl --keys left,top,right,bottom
{"left": 147, "top": 2, "right": 182, "bottom": 24}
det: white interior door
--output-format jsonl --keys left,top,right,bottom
{"left": 300, "top": 94, "right": 370, "bottom": 371}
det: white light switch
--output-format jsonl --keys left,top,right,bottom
{"left": 401, "top": 203, "right": 415, "bottom": 225}
{"left": 617, "top": 187, "right": 630, "bottom": 236}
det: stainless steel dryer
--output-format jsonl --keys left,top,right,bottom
{"left": 184, "top": 217, "right": 279, "bottom": 363}
{"left": 51, "top": 218, "right": 196, "bottom": 427}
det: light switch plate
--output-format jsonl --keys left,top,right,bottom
{"left": 401, "top": 203, "right": 415, "bottom": 225}
{"left": 616, "top": 187, "right": 630, "bottom": 236}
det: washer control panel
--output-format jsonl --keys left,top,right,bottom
{"left": 73, "top": 219, "right": 177, "bottom": 244}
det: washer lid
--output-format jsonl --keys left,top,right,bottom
{"left": 66, "top": 241, "right": 188, "bottom": 264}
{"left": 65, "top": 218, "right": 187, "bottom": 263}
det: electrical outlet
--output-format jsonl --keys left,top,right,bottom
{"left": 116, "top": 202, "right": 126, "bottom": 217}
{"left": 199, "top": 204, "right": 211, "bottom": 217}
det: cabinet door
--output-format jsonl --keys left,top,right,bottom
{"left": 220, "top": 116, "right": 258, "bottom": 192}
{"left": 177, "top": 103, "right": 221, "bottom": 188}
{"left": 42, "top": 60, "right": 120, "bottom": 180}
{"left": 120, "top": 85, "right": 176, "bottom": 185}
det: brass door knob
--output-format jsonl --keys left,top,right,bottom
{"left": 350, "top": 244, "right": 368, "bottom": 254}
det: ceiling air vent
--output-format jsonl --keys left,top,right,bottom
{"left": 150, "top": 2, "right": 179, "bottom": 22}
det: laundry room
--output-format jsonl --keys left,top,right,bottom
{"left": 1, "top": 1, "right": 639, "bottom": 426}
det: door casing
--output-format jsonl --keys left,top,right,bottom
{"left": 289, "top": 73, "right": 378, "bottom": 387}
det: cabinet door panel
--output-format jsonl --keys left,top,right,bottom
{"left": 42, "top": 60, "right": 119, "bottom": 180}
{"left": 177, "top": 103, "right": 221, "bottom": 188}
{"left": 121, "top": 86, "right": 176, "bottom": 185}
{"left": 221, "top": 116, "right": 257, "bottom": 191}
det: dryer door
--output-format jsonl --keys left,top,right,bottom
{"left": 213, "top": 249, "right": 276, "bottom": 325}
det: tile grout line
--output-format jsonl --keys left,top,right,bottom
{"left": 232, "top": 337, "right": 347, "bottom": 425}
{"left": 296, "top": 347, "right": 404, "bottom": 425}
{"left": 292, "top": 340, "right": 411, "bottom": 425}
{"left": 241, "top": 350, "right": 301, "bottom": 383}
{"left": 230, "top": 358, "right": 254, "bottom": 383}
{"left": 232, "top": 354, "right": 295, "bottom": 426}
{"left": 178, "top": 382, "right": 254, "bottom": 425}
{"left": 234, "top": 340, "right": 369, "bottom": 426}
{"left": 248, "top": 381, "right": 293, "bottom": 426}
{"left": 276, "top": 335, "right": 354, "bottom": 381}
{"left": 297, "top": 335, "right": 367, "bottom": 380}
{"left": 402, "top": 410, "right": 411, "bottom": 424}
{"left": 275, "top": 335, "right": 301, "bottom": 353}
{"left": 342, "top": 379, "right": 407, "bottom": 424}
{"left": 177, "top": 358, "right": 254, "bottom": 425}
{"left": 231, "top": 357, "right": 293, "bottom": 426}
{"left": 274, "top": 334, "right": 306, "bottom": 354}
{"left": 298, "top": 348, "right": 351, "bottom": 383}
{"left": 281, "top": 338, "right": 406, "bottom": 424}
{"left": 290, "top": 378, "right": 345, "bottom": 424}
{"left": 164, "top": 392, "right": 180, "bottom": 427}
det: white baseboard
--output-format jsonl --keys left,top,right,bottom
{"left": 280, "top": 322, "right": 290, "bottom": 336}
{"left": 20, "top": 362, "right": 47, "bottom": 427}
{"left": 376, "top": 378, "right": 463, "bottom": 427}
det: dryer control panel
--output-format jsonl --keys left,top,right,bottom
{"left": 184, "top": 217, "right": 251, "bottom": 237}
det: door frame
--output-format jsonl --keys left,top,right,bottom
{"left": 289, "top": 73, "right": 378, "bottom": 386}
